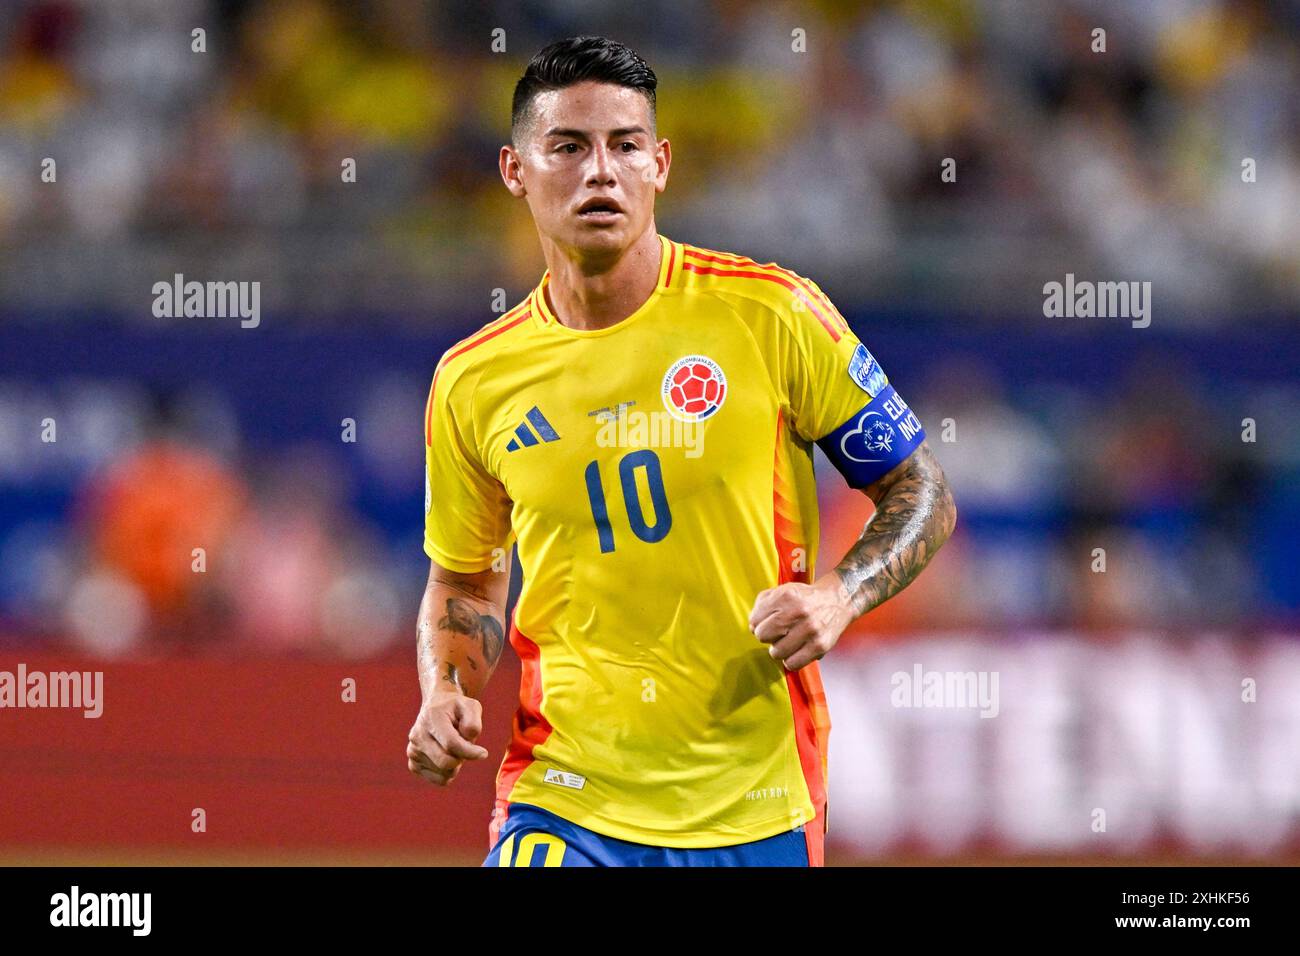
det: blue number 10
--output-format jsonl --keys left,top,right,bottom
{"left": 584, "top": 450, "right": 672, "bottom": 553}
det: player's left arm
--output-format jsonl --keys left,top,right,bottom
{"left": 748, "top": 284, "right": 957, "bottom": 671}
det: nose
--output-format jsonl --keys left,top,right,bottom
{"left": 585, "top": 142, "right": 616, "bottom": 187}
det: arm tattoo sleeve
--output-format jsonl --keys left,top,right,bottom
{"left": 832, "top": 440, "right": 957, "bottom": 619}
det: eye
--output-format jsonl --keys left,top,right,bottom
{"left": 558, "top": 143, "right": 579, "bottom": 154}
{"left": 619, "top": 141, "right": 637, "bottom": 152}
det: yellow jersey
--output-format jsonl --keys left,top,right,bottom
{"left": 423, "top": 233, "right": 925, "bottom": 860}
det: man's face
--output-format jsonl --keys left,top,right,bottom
{"left": 502, "top": 80, "right": 670, "bottom": 259}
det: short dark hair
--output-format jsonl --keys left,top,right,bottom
{"left": 511, "top": 36, "right": 657, "bottom": 142}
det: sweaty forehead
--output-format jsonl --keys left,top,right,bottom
{"left": 524, "top": 81, "right": 654, "bottom": 138}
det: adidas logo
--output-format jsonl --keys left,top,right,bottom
{"left": 507, "top": 406, "right": 561, "bottom": 452}
{"left": 543, "top": 767, "right": 586, "bottom": 790}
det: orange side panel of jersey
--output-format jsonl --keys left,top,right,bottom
{"left": 773, "top": 412, "right": 830, "bottom": 867}
{"left": 488, "top": 612, "right": 553, "bottom": 849}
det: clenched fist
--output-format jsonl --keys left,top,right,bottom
{"left": 748, "top": 576, "right": 854, "bottom": 672}
{"left": 406, "top": 692, "right": 489, "bottom": 787}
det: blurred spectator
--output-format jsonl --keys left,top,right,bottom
{"left": 73, "top": 437, "right": 244, "bottom": 650}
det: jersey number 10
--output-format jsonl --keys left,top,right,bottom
{"left": 584, "top": 450, "right": 672, "bottom": 553}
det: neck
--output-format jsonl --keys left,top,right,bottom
{"left": 540, "top": 226, "right": 662, "bottom": 332}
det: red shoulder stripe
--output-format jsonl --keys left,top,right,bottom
{"left": 683, "top": 247, "right": 850, "bottom": 334}
{"left": 681, "top": 257, "right": 842, "bottom": 342}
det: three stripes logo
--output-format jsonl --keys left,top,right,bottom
{"left": 507, "top": 406, "right": 561, "bottom": 452}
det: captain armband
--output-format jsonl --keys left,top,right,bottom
{"left": 815, "top": 383, "right": 926, "bottom": 489}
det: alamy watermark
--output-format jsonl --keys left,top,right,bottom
{"left": 592, "top": 401, "right": 707, "bottom": 458}
{"left": 891, "top": 664, "right": 999, "bottom": 718}
{"left": 0, "top": 664, "right": 103, "bottom": 718}
{"left": 50, "top": 886, "right": 150, "bottom": 936}
{"left": 152, "top": 273, "right": 260, "bottom": 328}
{"left": 1043, "top": 273, "right": 1151, "bottom": 328}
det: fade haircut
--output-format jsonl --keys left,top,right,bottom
{"left": 511, "top": 36, "right": 657, "bottom": 144}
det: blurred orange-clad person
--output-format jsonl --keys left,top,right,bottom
{"left": 84, "top": 440, "right": 246, "bottom": 622}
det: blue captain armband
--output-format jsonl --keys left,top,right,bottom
{"left": 815, "top": 383, "right": 926, "bottom": 489}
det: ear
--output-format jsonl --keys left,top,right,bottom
{"left": 500, "top": 144, "right": 527, "bottom": 198}
{"left": 653, "top": 138, "right": 672, "bottom": 195}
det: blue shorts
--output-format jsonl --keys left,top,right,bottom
{"left": 483, "top": 802, "right": 810, "bottom": 867}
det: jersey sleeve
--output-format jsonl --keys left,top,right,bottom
{"left": 777, "top": 280, "right": 926, "bottom": 489}
{"left": 423, "top": 364, "right": 514, "bottom": 573}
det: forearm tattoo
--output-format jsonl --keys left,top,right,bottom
{"left": 833, "top": 441, "right": 957, "bottom": 618}
{"left": 416, "top": 591, "right": 505, "bottom": 699}
{"left": 438, "top": 597, "right": 505, "bottom": 667}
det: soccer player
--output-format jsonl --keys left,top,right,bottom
{"left": 407, "top": 36, "right": 956, "bottom": 867}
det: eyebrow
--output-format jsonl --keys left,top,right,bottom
{"left": 543, "top": 126, "right": 650, "bottom": 140}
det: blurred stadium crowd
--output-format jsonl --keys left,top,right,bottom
{"left": 1, "top": 0, "right": 1297, "bottom": 318}
{"left": 0, "top": 0, "right": 1297, "bottom": 658}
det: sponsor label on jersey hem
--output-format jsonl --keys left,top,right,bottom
{"left": 543, "top": 768, "right": 587, "bottom": 790}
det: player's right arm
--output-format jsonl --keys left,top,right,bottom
{"left": 406, "top": 555, "right": 511, "bottom": 787}
{"left": 407, "top": 353, "right": 515, "bottom": 788}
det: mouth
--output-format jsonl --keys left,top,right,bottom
{"left": 576, "top": 197, "right": 624, "bottom": 223}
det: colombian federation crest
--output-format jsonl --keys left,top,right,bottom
{"left": 662, "top": 355, "right": 727, "bottom": 423}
